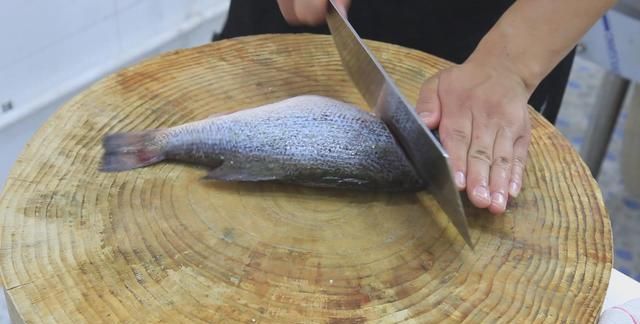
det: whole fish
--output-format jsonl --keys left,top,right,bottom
{"left": 101, "top": 95, "right": 425, "bottom": 191}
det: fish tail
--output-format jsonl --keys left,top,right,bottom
{"left": 100, "top": 129, "right": 168, "bottom": 172}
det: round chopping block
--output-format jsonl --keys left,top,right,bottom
{"left": 0, "top": 34, "right": 612, "bottom": 323}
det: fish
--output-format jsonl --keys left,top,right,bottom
{"left": 100, "top": 95, "right": 425, "bottom": 191}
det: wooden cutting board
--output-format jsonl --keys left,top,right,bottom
{"left": 0, "top": 34, "right": 612, "bottom": 323}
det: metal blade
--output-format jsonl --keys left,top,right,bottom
{"left": 326, "top": 0, "right": 473, "bottom": 248}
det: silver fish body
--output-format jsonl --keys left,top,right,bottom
{"left": 101, "top": 95, "right": 424, "bottom": 191}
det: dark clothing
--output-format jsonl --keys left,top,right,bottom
{"left": 214, "top": 0, "right": 575, "bottom": 123}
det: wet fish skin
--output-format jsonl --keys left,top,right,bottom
{"left": 101, "top": 95, "right": 425, "bottom": 191}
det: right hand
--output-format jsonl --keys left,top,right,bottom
{"left": 417, "top": 59, "right": 532, "bottom": 214}
{"left": 277, "top": 0, "right": 351, "bottom": 25}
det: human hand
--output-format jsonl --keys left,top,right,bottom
{"left": 416, "top": 61, "right": 532, "bottom": 214}
{"left": 276, "top": 0, "right": 351, "bottom": 25}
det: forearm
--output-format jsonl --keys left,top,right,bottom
{"left": 468, "top": 0, "right": 616, "bottom": 94}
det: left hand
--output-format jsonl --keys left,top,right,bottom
{"left": 416, "top": 60, "right": 532, "bottom": 214}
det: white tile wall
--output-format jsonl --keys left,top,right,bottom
{"left": 0, "top": 1, "right": 117, "bottom": 66}
{"left": 0, "top": 0, "right": 230, "bottom": 122}
{"left": 1, "top": 14, "right": 121, "bottom": 111}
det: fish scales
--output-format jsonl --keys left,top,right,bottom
{"left": 100, "top": 95, "right": 425, "bottom": 191}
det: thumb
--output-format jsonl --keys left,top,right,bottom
{"left": 416, "top": 74, "right": 442, "bottom": 129}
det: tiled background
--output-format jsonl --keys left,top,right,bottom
{"left": 0, "top": 0, "right": 228, "bottom": 122}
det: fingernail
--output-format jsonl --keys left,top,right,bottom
{"left": 509, "top": 181, "right": 519, "bottom": 197}
{"left": 492, "top": 192, "right": 506, "bottom": 210}
{"left": 473, "top": 186, "right": 490, "bottom": 202}
{"left": 454, "top": 171, "right": 465, "bottom": 189}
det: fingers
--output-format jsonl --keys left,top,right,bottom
{"left": 439, "top": 108, "right": 472, "bottom": 191}
{"left": 437, "top": 70, "right": 471, "bottom": 192}
{"left": 417, "top": 73, "right": 473, "bottom": 194}
{"left": 510, "top": 134, "right": 529, "bottom": 197}
{"left": 416, "top": 75, "right": 442, "bottom": 129}
{"left": 465, "top": 120, "right": 495, "bottom": 209}
{"left": 277, "top": 0, "right": 351, "bottom": 25}
{"left": 488, "top": 127, "right": 514, "bottom": 214}
{"left": 422, "top": 62, "right": 531, "bottom": 214}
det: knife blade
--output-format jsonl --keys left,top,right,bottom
{"left": 325, "top": 0, "right": 473, "bottom": 249}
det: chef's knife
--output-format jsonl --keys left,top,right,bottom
{"left": 326, "top": 0, "right": 473, "bottom": 249}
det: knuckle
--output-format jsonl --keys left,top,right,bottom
{"left": 513, "top": 156, "right": 526, "bottom": 168}
{"left": 469, "top": 148, "right": 492, "bottom": 164}
{"left": 450, "top": 128, "right": 470, "bottom": 143}
{"left": 492, "top": 155, "right": 511, "bottom": 168}
{"left": 441, "top": 127, "right": 470, "bottom": 146}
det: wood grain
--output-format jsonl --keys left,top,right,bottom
{"left": 0, "top": 34, "right": 612, "bottom": 323}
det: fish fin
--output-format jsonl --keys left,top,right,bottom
{"left": 202, "top": 164, "right": 282, "bottom": 182}
{"left": 100, "top": 130, "right": 168, "bottom": 172}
